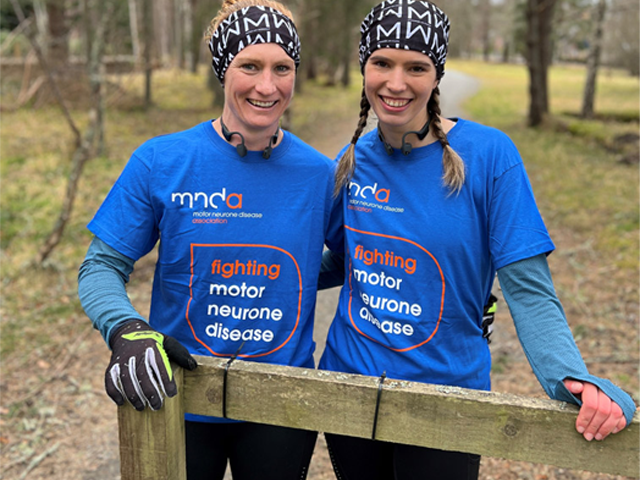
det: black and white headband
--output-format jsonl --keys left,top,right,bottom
{"left": 209, "top": 6, "right": 301, "bottom": 84}
{"left": 359, "top": 0, "right": 450, "bottom": 79}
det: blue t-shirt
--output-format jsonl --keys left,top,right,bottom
{"left": 89, "top": 120, "right": 338, "bottom": 371}
{"left": 319, "top": 119, "right": 555, "bottom": 390}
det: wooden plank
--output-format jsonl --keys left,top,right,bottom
{"left": 183, "top": 357, "right": 639, "bottom": 477}
{"left": 118, "top": 366, "right": 186, "bottom": 480}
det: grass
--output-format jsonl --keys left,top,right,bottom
{"left": 447, "top": 59, "right": 639, "bottom": 269}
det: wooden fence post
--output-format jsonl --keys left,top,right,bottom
{"left": 117, "top": 366, "right": 186, "bottom": 480}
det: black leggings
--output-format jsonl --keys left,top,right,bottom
{"left": 325, "top": 433, "right": 480, "bottom": 480}
{"left": 185, "top": 420, "right": 317, "bottom": 480}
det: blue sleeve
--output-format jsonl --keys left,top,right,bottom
{"left": 498, "top": 253, "right": 637, "bottom": 425}
{"left": 88, "top": 152, "right": 159, "bottom": 261}
{"left": 318, "top": 250, "right": 345, "bottom": 290}
{"left": 78, "top": 236, "right": 147, "bottom": 346}
{"left": 319, "top": 184, "right": 346, "bottom": 290}
{"left": 324, "top": 185, "right": 345, "bottom": 254}
{"left": 489, "top": 160, "right": 555, "bottom": 270}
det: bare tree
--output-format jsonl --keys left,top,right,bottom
{"left": 480, "top": 0, "right": 492, "bottom": 61}
{"left": 175, "top": 0, "right": 184, "bottom": 68}
{"left": 183, "top": 0, "right": 194, "bottom": 71}
{"left": 525, "top": 0, "right": 557, "bottom": 126}
{"left": 143, "top": 0, "right": 154, "bottom": 108}
{"left": 10, "top": 0, "right": 116, "bottom": 263}
{"left": 45, "top": 0, "right": 69, "bottom": 69}
{"left": 340, "top": 0, "right": 358, "bottom": 87}
{"left": 128, "top": 0, "right": 141, "bottom": 59}
{"left": 603, "top": 0, "right": 639, "bottom": 76}
{"left": 155, "top": 0, "right": 171, "bottom": 64}
{"left": 581, "top": 0, "right": 607, "bottom": 118}
{"left": 9, "top": 0, "right": 80, "bottom": 138}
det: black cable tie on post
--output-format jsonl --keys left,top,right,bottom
{"left": 222, "top": 341, "right": 245, "bottom": 419}
{"left": 371, "top": 371, "right": 387, "bottom": 441}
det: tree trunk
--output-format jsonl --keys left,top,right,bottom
{"left": 340, "top": 0, "right": 354, "bottom": 87}
{"left": 10, "top": 0, "right": 80, "bottom": 140}
{"left": 175, "top": 0, "right": 184, "bottom": 69}
{"left": 128, "top": 0, "right": 141, "bottom": 60}
{"left": 83, "top": 0, "right": 92, "bottom": 64}
{"left": 189, "top": 0, "right": 201, "bottom": 74}
{"left": 183, "top": 0, "right": 194, "bottom": 71}
{"left": 33, "top": 0, "right": 48, "bottom": 54}
{"left": 155, "top": 0, "right": 171, "bottom": 65}
{"left": 526, "top": 0, "right": 557, "bottom": 126}
{"left": 143, "top": 0, "right": 153, "bottom": 108}
{"left": 208, "top": 67, "right": 225, "bottom": 109}
{"left": 581, "top": 0, "right": 607, "bottom": 119}
{"left": 481, "top": 0, "right": 492, "bottom": 62}
{"left": 45, "top": 0, "right": 69, "bottom": 71}
{"left": 301, "top": 1, "right": 318, "bottom": 81}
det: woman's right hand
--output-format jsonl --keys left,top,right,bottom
{"left": 563, "top": 379, "right": 628, "bottom": 441}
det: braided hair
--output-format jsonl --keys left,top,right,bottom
{"left": 334, "top": 85, "right": 371, "bottom": 197}
{"left": 334, "top": 87, "right": 465, "bottom": 195}
{"left": 428, "top": 87, "right": 465, "bottom": 193}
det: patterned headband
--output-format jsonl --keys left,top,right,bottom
{"left": 359, "top": 0, "right": 450, "bottom": 79}
{"left": 209, "top": 6, "right": 301, "bottom": 83}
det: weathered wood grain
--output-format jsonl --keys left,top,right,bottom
{"left": 118, "top": 367, "right": 187, "bottom": 480}
{"left": 118, "top": 358, "right": 640, "bottom": 479}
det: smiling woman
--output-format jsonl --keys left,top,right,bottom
{"left": 318, "top": 1, "right": 637, "bottom": 479}
{"left": 77, "top": 1, "right": 341, "bottom": 479}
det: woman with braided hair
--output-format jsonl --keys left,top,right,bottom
{"left": 318, "top": 1, "right": 636, "bottom": 478}
{"left": 78, "top": 0, "right": 339, "bottom": 478}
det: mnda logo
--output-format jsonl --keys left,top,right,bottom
{"left": 349, "top": 181, "right": 390, "bottom": 203}
{"left": 171, "top": 188, "right": 243, "bottom": 209}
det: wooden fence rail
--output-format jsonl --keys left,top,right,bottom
{"left": 118, "top": 356, "right": 639, "bottom": 479}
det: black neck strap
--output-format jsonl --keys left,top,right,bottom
{"left": 219, "top": 118, "right": 279, "bottom": 159}
{"left": 378, "top": 113, "right": 433, "bottom": 156}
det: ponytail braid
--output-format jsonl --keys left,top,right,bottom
{"left": 334, "top": 87, "right": 371, "bottom": 197}
{"left": 428, "top": 87, "right": 465, "bottom": 194}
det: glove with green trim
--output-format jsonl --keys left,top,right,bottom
{"left": 482, "top": 293, "right": 498, "bottom": 343}
{"left": 105, "top": 320, "right": 197, "bottom": 411}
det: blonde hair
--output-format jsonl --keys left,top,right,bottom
{"left": 206, "top": 0, "right": 295, "bottom": 38}
{"left": 334, "top": 85, "right": 465, "bottom": 196}
{"left": 334, "top": 84, "right": 370, "bottom": 197}
{"left": 428, "top": 86, "right": 465, "bottom": 194}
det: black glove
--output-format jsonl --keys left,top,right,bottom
{"left": 105, "top": 320, "right": 197, "bottom": 411}
{"left": 481, "top": 293, "right": 498, "bottom": 344}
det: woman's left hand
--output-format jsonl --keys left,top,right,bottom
{"left": 563, "top": 379, "right": 627, "bottom": 441}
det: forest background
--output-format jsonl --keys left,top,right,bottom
{"left": 0, "top": 0, "right": 638, "bottom": 479}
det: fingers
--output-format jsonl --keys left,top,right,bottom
{"left": 122, "top": 356, "right": 149, "bottom": 411}
{"left": 575, "top": 383, "right": 626, "bottom": 441}
{"left": 145, "top": 345, "right": 178, "bottom": 401}
{"left": 105, "top": 329, "right": 192, "bottom": 411}
{"left": 105, "top": 363, "right": 126, "bottom": 406}
{"left": 563, "top": 379, "right": 584, "bottom": 395}
{"left": 613, "top": 408, "right": 627, "bottom": 434}
{"left": 136, "top": 348, "right": 169, "bottom": 410}
{"left": 105, "top": 358, "right": 147, "bottom": 410}
{"left": 598, "top": 403, "right": 626, "bottom": 439}
{"left": 106, "top": 351, "right": 166, "bottom": 411}
{"left": 164, "top": 335, "right": 198, "bottom": 371}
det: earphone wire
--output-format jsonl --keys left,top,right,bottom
{"left": 219, "top": 117, "right": 280, "bottom": 159}
{"left": 377, "top": 113, "right": 433, "bottom": 156}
